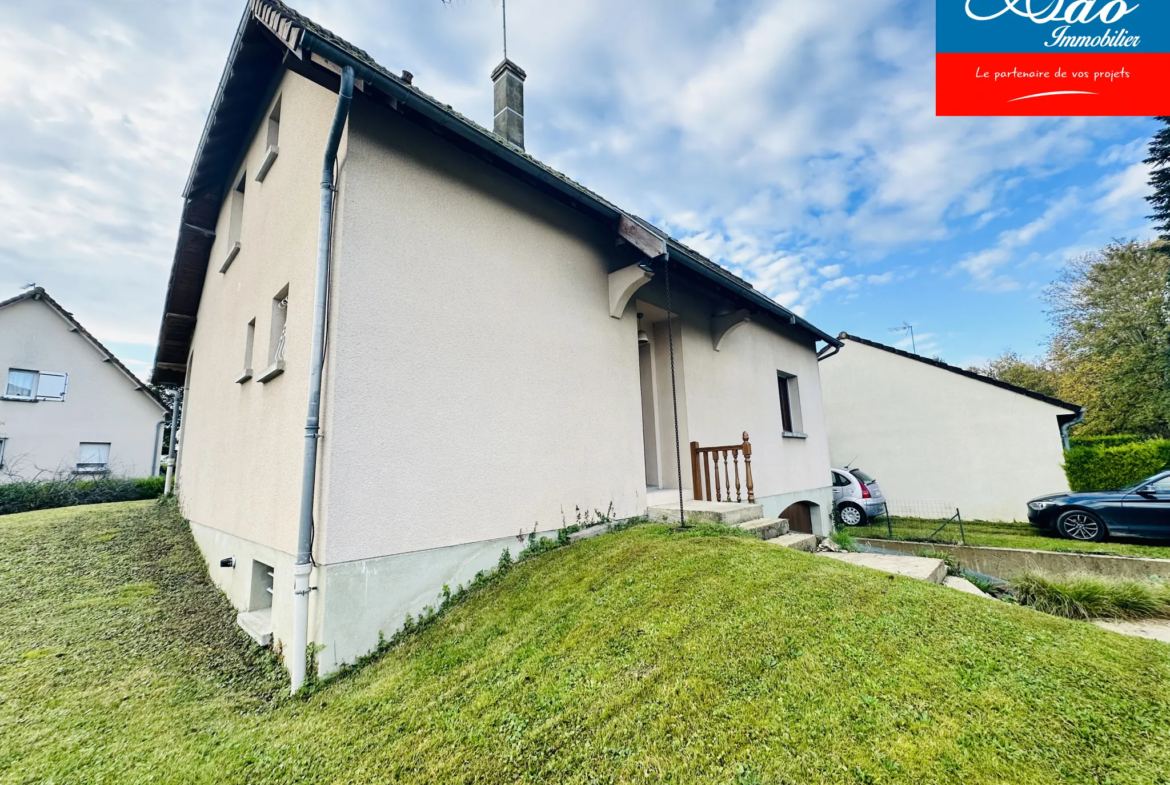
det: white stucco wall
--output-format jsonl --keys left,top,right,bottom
{"left": 317, "top": 95, "right": 647, "bottom": 564}
{"left": 178, "top": 69, "right": 343, "bottom": 559}
{"left": 819, "top": 340, "right": 1073, "bottom": 522}
{"left": 0, "top": 297, "right": 165, "bottom": 480}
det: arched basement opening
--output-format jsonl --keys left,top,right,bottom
{"left": 779, "top": 501, "right": 815, "bottom": 535}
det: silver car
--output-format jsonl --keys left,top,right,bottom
{"left": 831, "top": 467, "right": 886, "bottom": 525}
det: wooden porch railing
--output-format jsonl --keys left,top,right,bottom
{"left": 690, "top": 432, "right": 754, "bottom": 504}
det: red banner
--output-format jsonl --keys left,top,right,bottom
{"left": 937, "top": 52, "right": 1170, "bottom": 116}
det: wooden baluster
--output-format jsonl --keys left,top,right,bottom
{"left": 732, "top": 448, "right": 742, "bottom": 502}
{"left": 742, "top": 432, "right": 754, "bottom": 503}
{"left": 703, "top": 450, "right": 712, "bottom": 501}
{"left": 690, "top": 442, "right": 702, "bottom": 501}
{"left": 722, "top": 450, "right": 731, "bottom": 504}
{"left": 713, "top": 450, "right": 722, "bottom": 502}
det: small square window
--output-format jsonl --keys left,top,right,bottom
{"left": 77, "top": 442, "right": 111, "bottom": 473}
{"left": 5, "top": 369, "right": 36, "bottom": 399}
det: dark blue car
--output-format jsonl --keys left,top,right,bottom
{"left": 1027, "top": 471, "right": 1170, "bottom": 542}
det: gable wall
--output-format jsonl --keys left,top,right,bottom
{"left": 820, "top": 340, "right": 1071, "bottom": 521}
{"left": 0, "top": 298, "right": 164, "bottom": 480}
{"left": 177, "top": 68, "right": 343, "bottom": 557}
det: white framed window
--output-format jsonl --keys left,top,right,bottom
{"left": 5, "top": 369, "right": 36, "bottom": 399}
{"left": 269, "top": 285, "right": 288, "bottom": 365}
{"left": 777, "top": 370, "right": 805, "bottom": 437}
{"left": 77, "top": 442, "right": 111, "bottom": 473}
{"left": 0, "top": 438, "right": 7, "bottom": 469}
{"left": 4, "top": 369, "right": 68, "bottom": 401}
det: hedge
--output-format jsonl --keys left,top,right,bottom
{"left": 1068, "top": 434, "right": 1144, "bottom": 449}
{"left": 1064, "top": 441, "right": 1170, "bottom": 492}
{"left": 0, "top": 476, "right": 165, "bottom": 516}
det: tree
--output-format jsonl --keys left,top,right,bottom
{"left": 1146, "top": 117, "right": 1170, "bottom": 241}
{"left": 968, "top": 352, "right": 1060, "bottom": 398}
{"left": 1045, "top": 240, "right": 1170, "bottom": 437}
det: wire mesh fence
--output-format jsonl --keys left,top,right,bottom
{"left": 849, "top": 500, "right": 966, "bottom": 544}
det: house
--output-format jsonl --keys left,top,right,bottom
{"left": 150, "top": 0, "right": 841, "bottom": 686}
{"left": 0, "top": 287, "right": 169, "bottom": 481}
{"left": 819, "top": 333, "right": 1083, "bottom": 522}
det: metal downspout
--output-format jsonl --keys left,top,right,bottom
{"left": 151, "top": 420, "right": 166, "bottom": 477}
{"left": 1061, "top": 409, "right": 1085, "bottom": 452}
{"left": 291, "top": 65, "right": 354, "bottom": 695}
{"left": 164, "top": 389, "right": 182, "bottom": 495}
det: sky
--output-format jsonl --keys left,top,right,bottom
{"left": 0, "top": 0, "right": 1158, "bottom": 378}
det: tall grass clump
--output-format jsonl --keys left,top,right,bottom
{"left": 1011, "top": 571, "right": 1170, "bottom": 620}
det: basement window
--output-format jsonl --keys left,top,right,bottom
{"left": 249, "top": 560, "right": 274, "bottom": 611}
{"left": 256, "top": 96, "right": 281, "bottom": 182}
{"left": 220, "top": 172, "right": 246, "bottom": 273}
{"left": 236, "top": 319, "right": 255, "bottom": 383}
{"left": 77, "top": 442, "right": 111, "bottom": 474}
{"left": 256, "top": 286, "right": 287, "bottom": 383}
{"left": 4, "top": 369, "right": 68, "bottom": 401}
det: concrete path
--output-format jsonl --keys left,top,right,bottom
{"left": 766, "top": 533, "right": 818, "bottom": 552}
{"left": 820, "top": 552, "right": 948, "bottom": 584}
{"left": 1093, "top": 619, "right": 1170, "bottom": 644}
{"left": 943, "top": 576, "right": 992, "bottom": 597}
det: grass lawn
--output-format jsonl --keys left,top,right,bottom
{"left": 4, "top": 501, "right": 1170, "bottom": 783}
{"left": 852, "top": 515, "right": 1170, "bottom": 559}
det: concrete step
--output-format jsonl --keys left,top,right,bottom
{"left": 648, "top": 499, "right": 764, "bottom": 526}
{"left": 737, "top": 517, "right": 789, "bottom": 540}
{"left": 766, "top": 532, "right": 818, "bottom": 552}
{"left": 237, "top": 607, "right": 273, "bottom": 647}
{"left": 943, "top": 576, "right": 991, "bottom": 597}
{"left": 820, "top": 552, "right": 948, "bottom": 584}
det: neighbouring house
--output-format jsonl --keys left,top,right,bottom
{"left": 0, "top": 287, "right": 169, "bottom": 482}
{"left": 819, "top": 333, "right": 1083, "bottom": 522}
{"left": 150, "top": 0, "right": 841, "bottom": 683}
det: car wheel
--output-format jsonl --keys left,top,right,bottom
{"left": 1057, "top": 509, "right": 1107, "bottom": 542}
{"left": 837, "top": 502, "right": 866, "bottom": 527}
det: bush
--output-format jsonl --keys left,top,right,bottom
{"left": 1068, "top": 434, "right": 1143, "bottom": 449}
{"left": 0, "top": 476, "right": 166, "bottom": 516}
{"left": 1063, "top": 440, "right": 1170, "bottom": 491}
{"left": 1011, "top": 571, "right": 1170, "bottom": 620}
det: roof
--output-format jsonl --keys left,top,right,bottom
{"left": 151, "top": 0, "right": 840, "bottom": 384}
{"left": 836, "top": 333, "right": 1082, "bottom": 415}
{"left": 0, "top": 288, "right": 169, "bottom": 410}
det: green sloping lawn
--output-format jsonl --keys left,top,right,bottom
{"left": 3, "top": 501, "right": 1170, "bottom": 784}
{"left": 852, "top": 515, "right": 1170, "bottom": 559}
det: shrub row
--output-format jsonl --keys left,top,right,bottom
{"left": 1064, "top": 440, "right": 1170, "bottom": 492}
{"left": 1068, "top": 434, "right": 1144, "bottom": 449}
{"left": 0, "top": 476, "right": 165, "bottom": 516}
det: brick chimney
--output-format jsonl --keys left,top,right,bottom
{"left": 491, "top": 58, "right": 526, "bottom": 150}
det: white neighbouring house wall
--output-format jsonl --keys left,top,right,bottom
{"left": 0, "top": 291, "right": 168, "bottom": 482}
{"left": 819, "top": 336, "right": 1079, "bottom": 522}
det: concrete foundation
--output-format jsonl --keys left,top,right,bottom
{"left": 857, "top": 538, "right": 1170, "bottom": 580}
{"left": 190, "top": 518, "right": 554, "bottom": 675}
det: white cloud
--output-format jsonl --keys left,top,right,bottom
{"left": 954, "top": 192, "right": 1078, "bottom": 290}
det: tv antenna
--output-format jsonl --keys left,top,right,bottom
{"left": 889, "top": 321, "right": 917, "bottom": 354}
